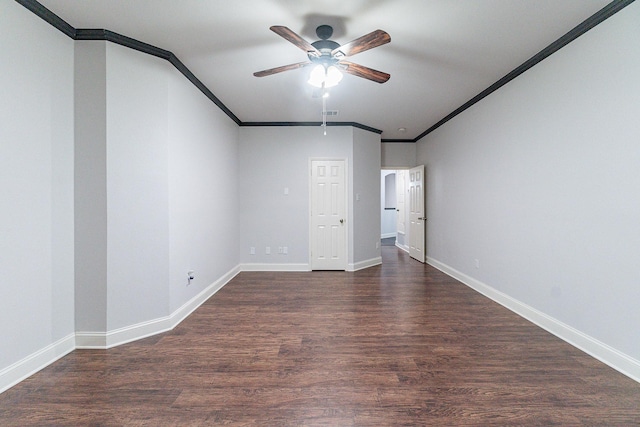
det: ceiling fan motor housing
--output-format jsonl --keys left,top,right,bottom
{"left": 315, "top": 24, "right": 333, "bottom": 40}
{"left": 254, "top": 24, "right": 390, "bottom": 84}
{"left": 311, "top": 39, "right": 340, "bottom": 51}
{"left": 310, "top": 26, "right": 340, "bottom": 65}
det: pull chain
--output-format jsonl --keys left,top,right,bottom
{"left": 322, "top": 93, "right": 327, "bottom": 135}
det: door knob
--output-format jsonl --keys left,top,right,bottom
{"left": 340, "top": 219, "right": 344, "bottom": 224}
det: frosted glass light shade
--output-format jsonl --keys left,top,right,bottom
{"left": 308, "top": 64, "right": 343, "bottom": 88}
{"left": 308, "top": 65, "right": 325, "bottom": 87}
{"left": 325, "top": 65, "right": 343, "bottom": 88}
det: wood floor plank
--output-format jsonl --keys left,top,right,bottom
{"left": 1, "top": 246, "right": 639, "bottom": 425}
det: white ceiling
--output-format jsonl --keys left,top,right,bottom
{"left": 37, "top": 0, "right": 611, "bottom": 140}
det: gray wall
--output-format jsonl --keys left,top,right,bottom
{"left": 73, "top": 42, "right": 241, "bottom": 333}
{"left": 104, "top": 43, "right": 172, "bottom": 330}
{"left": 382, "top": 142, "right": 416, "bottom": 168}
{"left": 167, "top": 50, "right": 240, "bottom": 314}
{"left": 1, "top": 1, "right": 240, "bottom": 381}
{"left": 417, "top": 2, "right": 640, "bottom": 369}
{"left": 74, "top": 41, "right": 108, "bottom": 333}
{"left": 239, "top": 126, "right": 381, "bottom": 270}
{"left": 352, "top": 128, "right": 382, "bottom": 265}
{"left": 0, "top": 2, "right": 75, "bottom": 370}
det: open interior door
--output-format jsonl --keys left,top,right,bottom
{"left": 408, "top": 165, "right": 426, "bottom": 263}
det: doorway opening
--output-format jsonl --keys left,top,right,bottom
{"left": 381, "top": 169, "right": 407, "bottom": 252}
{"left": 381, "top": 166, "right": 426, "bottom": 263}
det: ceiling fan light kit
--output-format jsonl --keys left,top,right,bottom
{"left": 254, "top": 24, "right": 390, "bottom": 135}
{"left": 308, "top": 64, "right": 343, "bottom": 88}
{"left": 254, "top": 24, "right": 391, "bottom": 86}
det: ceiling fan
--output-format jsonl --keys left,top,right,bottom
{"left": 253, "top": 25, "right": 391, "bottom": 87}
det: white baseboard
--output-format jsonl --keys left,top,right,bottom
{"left": 2, "top": 266, "right": 241, "bottom": 393}
{"left": 76, "top": 265, "right": 241, "bottom": 349}
{"left": 395, "top": 243, "right": 409, "bottom": 253}
{"left": 0, "top": 333, "right": 75, "bottom": 394}
{"left": 240, "top": 263, "right": 310, "bottom": 272}
{"left": 75, "top": 332, "right": 108, "bottom": 349}
{"left": 169, "top": 266, "right": 241, "bottom": 330}
{"left": 76, "top": 316, "right": 173, "bottom": 349}
{"left": 381, "top": 233, "right": 396, "bottom": 239}
{"left": 348, "top": 256, "right": 382, "bottom": 272}
{"left": 427, "top": 256, "right": 640, "bottom": 384}
{"left": 241, "top": 259, "right": 382, "bottom": 272}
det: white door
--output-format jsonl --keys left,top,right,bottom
{"left": 310, "top": 160, "right": 347, "bottom": 270}
{"left": 396, "top": 170, "right": 406, "bottom": 235}
{"left": 409, "top": 165, "right": 426, "bottom": 263}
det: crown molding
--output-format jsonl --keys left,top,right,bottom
{"left": 241, "top": 121, "right": 382, "bottom": 135}
{"left": 413, "top": 0, "right": 635, "bottom": 142}
{"left": 16, "top": 0, "right": 635, "bottom": 141}
{"left": 380, "top": 139, "right": 415, "bottom": 143}
{"left": 15, "top": 0, "right": 75, "bottom": 38}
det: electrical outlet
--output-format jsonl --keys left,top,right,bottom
{"left": 376, "top": 241, "right": 380, "bottom": 249}
{"left": 266, "top": 246, "right": 271, "bottom": 255}
{"left": 187, "top": 270, "right": 194, "bottom": 286}
{"left": 474, "top": 259, "right": 480, "bottom": 269}
{"left": 250, "top": 247, "right": 255, "bottom": 255}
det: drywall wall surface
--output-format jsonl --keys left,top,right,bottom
{"left": 105, "top": 43, "right": 171, "bottom": 330}
{"left": 238, "top": 126, "right": 353, "bottom": 266}
{"left": 167, "top": 60, "right": 240, "bottom": 313}
{"left": 238, "top": 126, "right": 381, "bottom": 270}
{"left": 75, "top": 41, "right": 241, "bottom": 331}
{"left": 382, "top": 142, "right": 416, "bottom": 168}
{"left": 0, "top": 1, "right": 75, "bottom": 368}
{"left": 417, "top": 2, "right": 640, "bottom": 360}
{"left": 352, "top": 128, "right": 382, "bottom": 266}
{"left": 74, "top": 41, "right": 108, "bottom": 334}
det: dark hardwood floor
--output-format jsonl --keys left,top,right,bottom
{"left": 2, "top": 247, "right": 640, "bottom": 425}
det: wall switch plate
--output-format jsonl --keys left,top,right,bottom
{"left": 266, "top": 246, "right": 271, "bottom": 255}
{"left": 250, "top": 247, "right": 255, "bottom": 255}
{"left": 284, "top": 187, "right": 289, "bottom": 195}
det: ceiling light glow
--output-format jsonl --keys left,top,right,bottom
{"left": 325, "top": 65, "right": 343, "bottom": 87}
{"left": 308, "top": 64, "right": 343, "bottom": 88}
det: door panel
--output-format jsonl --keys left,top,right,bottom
{"left": 311, "top": 160, "right": 346, "bottom": 270}
{"left": 409, "top": 165, "right": 426, "bottom": 263}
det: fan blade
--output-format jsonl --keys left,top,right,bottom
{"left": 332, "top": 29, "right": 390, "bottom": 58}
{"left": 270, "top": 26, "right": 320, "bottom": 57}
{"left": 253, "top": 61, "right": 311, "bottom": 77}
{"left": 340, "top": 61, "right": 390, "bottom": 84}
